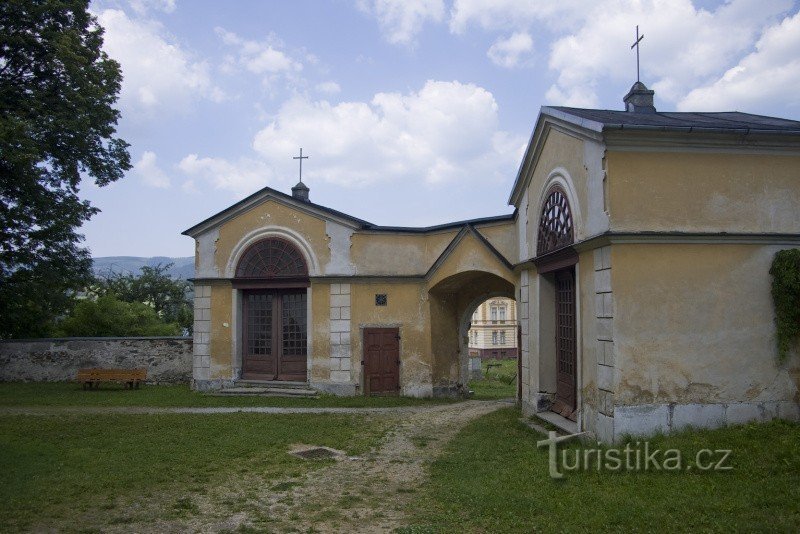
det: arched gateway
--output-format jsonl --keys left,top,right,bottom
{"left": 235, "top": 237, "right": 309, "bottom": 381}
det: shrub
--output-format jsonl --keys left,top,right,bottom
{"left": 770, "top": 249, "right": 800, "bottom": 362}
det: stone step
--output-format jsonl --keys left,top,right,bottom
{"left": 215, "top": 386, "right": 319, "bottom": 398}
{"left": 234, "top": 380, "right": 311, "bottom": 389}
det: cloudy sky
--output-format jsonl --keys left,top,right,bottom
{"left": 83, "top": 0, "right": 800, "bottom": 257}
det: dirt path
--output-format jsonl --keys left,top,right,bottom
{"left": 114, "top": 399, "right": 508, "bottom": 533}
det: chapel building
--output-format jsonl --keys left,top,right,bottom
{"left": 184, "top": 82, "right": 800, "bottom": 441}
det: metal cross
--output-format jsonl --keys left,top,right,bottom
{"left": 631, "top": 25, "right": 644, "bottom": 82}
{"left": 293, "top": 148, "right": 309, "bottom": 182}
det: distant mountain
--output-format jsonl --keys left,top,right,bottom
{"left": 92, "top": 256, "right": 194, "bottom": 279}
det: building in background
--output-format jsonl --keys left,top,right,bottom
{"left": 467, "top": 297, "right": 517, "bottom": 360}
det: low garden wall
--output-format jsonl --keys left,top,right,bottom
{"left": 0, "top": 337, "right": 192, "bottom": 383}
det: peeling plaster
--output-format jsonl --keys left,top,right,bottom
{"left": 325, "top": 221, "right": 356, "bottom": 275}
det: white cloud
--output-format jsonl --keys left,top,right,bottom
{"left": 215, "top": 27, "right": 303, "bottom": 82}
{"left": 133, "top": 151, "right": 170, "bottom": 188}
{"left": 449, "top": 0, "right": 585, "bottom": 34}
{"left": 179, "top": 80, "right": 524, "bottom": 195}
{"left": 316, "top": 81, "right": 342, "bottom": 94}
{"left": 544, "top": 0, "right": 794, "bottom": 106}
{"left": 358, "top": 0, "right": 445, "bottom": 45}
{"left": 128, "top": 0, "right": 176, "bottom": 16}
{"left": 447, "top": 0, "right": 795, "bottom": 108}
{"left": 679, "top": 10, "right": 800, "bottom": 112}
{"left": 178, "top": 154, "right": 275, "bottom": 196}
{"left": 251, "top": 80, "right": 523, "bottom": 187}
{"left": 97, "top": 9, "right": 221, "bottom": 114}
{"left": 487, "top": 32, "right": 533, "bottom": 68}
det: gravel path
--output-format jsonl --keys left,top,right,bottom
{"left": 100, "top": 399, "right": 510, "bottom": 533}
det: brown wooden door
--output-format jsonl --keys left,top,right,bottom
{"left": 363, "top": 328, "right": 400, "bottom": 395}
{"left": 553, "top": 269, "right": 577, "bottom": 420}
{"left": 242, "top": 289, "right": 307, "bottom": 381}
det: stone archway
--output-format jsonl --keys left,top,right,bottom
{"left": 428, "top": 270, "right": 516, "bottom": 396}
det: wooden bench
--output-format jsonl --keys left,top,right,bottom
{"left": 77, "top": 368, "right": 146, "bottom": 390}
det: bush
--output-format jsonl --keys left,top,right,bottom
{"left": 770, "top": 249, "right": 800, "bottom": 362}
{"left": 55, "top": 295, "right": 181, "bottom": 337}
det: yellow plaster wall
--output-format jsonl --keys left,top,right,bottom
{"left": 350, "top": 231, "right": 456, "bottom": 275}
{"left": 209, "top": 282, "right": 233, "bottom": 379}
{"left": 607, "top": 151, "right": 800, "bottom": 233}
{"left": 349, "top": 282, "right": 432, "bottom": 391}
{"left": 214, "top": 199, "right": 331, "bottom": 274}
{"left": 477, "top": 222, "right": 518, "bottom": 264}
{"left": 522, "top": 128, "right": 589, "bottom": 250}
{"left": 611, "top": 243, "right": 800, "bottom": 405}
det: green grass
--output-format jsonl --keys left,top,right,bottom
{"left": 404, "top": 408, "right": 800, "bottom": 532}
{"left": 468, "top": 358, "right": 517, "bottom": 399}
{"left": 0, "top": 382, "right": 454, "bottom": 408}
{"left": 0, "top": 412, "right": 387, "bottom": 532}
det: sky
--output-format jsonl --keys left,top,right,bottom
{"left": 82, "top": 0, "right": 800, "bottom": 257}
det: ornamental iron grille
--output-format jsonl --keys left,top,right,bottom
{"left": 235, "top": 237, "right": 308, "bottom": 279}
{"left": 536, "top": 187, "right": 574, "bottom": 256}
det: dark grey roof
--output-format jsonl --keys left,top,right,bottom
{"left": 182, "top": 183, "right": 515, "bottom": 236}
{"left": 549, "top": 107, "right": 800, "bottom": 134}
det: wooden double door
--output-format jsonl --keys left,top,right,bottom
{"left": 242, "top": 289, "right": 307, "bottom": 381}
{"left": 363, "top": 328, "right": 400, "bottom": 395}
{"left": 553, "top": 269, "right": 577, "bottom": 421}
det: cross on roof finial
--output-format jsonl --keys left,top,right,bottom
{"left": 293, "top": 148, "right": 309, "bottom": 183}
{"left": 631, "top": 25, "right": 644, "bottom": 83}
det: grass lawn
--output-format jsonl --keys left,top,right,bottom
{"left": 404, "top": 408, "right": 800, "bottom": 532}
{"left": 0, "top": 412, "right": 387, "bottom": 532}
{"left": 0, "top": 382, "right": 454, "bottom": 408}
{"left": 468, "top": 358, "right": 517, "bottom": 400}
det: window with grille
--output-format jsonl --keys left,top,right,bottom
{"left": 235, "top": 237, "right": 308, "bottom": 279}
{"left": 537, "top": 186, "right": 574, "bottom": 256}
{"left": 500, "top": 331, "right": 506, "bottom": 344}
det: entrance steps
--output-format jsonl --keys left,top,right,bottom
{"left": 216, "top": 380, "right": 319, "bottom": 398}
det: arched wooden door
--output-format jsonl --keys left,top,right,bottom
{"left": 236, "top": 238, "right": 308, "bottom": 382}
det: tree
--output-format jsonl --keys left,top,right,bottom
{"left": 0, "top": 0, "right": 130, "bottom": 338}
{"left": 55, "top": 295, "right": 181, "bottom": 337}
{"left": 93, "top": 263, "right": 193, "bottom": 334}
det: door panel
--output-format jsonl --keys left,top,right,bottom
{"left": 242, "top": 289, "right": 307, "bottom": 381}
{"left": 242, "top": 292, "right": 276, "bottom": 380}
{"left": 363, "top": 328, "right": 400, "bottom": 395}
{"left": 554, "top": 269, "right": 577, "bottom": 420}
{"left": 278, "top": 291, "right": 308, "bottom": 381}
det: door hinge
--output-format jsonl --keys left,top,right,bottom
{"left": 395, "top": 335, "right": 401, "bottom": 340}
{"left": 360, "top": 360, "right": 365, "bottom": 365}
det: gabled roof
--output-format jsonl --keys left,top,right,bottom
{"left": 182, "top": 185, "right": 373, "bottom": 237}
{"left": 425, "top": 224, "right": 513, "bottom": 280}
{"left": 508, "top": 105, "right": 800, "bottom": 207}
{"left": 183, "top": 184, "right": 516, "bottom": 238}
{"left": 546, "top": 107, "right": 800, "bottom": 134}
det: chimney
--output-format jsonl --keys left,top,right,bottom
{"left": 291, "top": 181, "right": 310, "bottom": 202}
{"left": 623, "top": 81, "right": 656, "bottom": 113}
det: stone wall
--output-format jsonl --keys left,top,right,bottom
{"left": 0, "top": 337, "right": 192, "bottom": 383}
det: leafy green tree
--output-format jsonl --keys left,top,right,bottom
{"left": 55, "top": 295, "right": 181, "bottom": 337}
{"left": 0, "top": 0, "right": 130, "bottom": 338}
{"left": 93, "top": 263, "right": 193, "bottom": 334}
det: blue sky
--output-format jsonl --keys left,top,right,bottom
{"left": 82, "top": 0, "right": 800, "bottom": 257}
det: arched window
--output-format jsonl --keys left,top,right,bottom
{"left": 235, "top": 237, "right": 308, "bottom": 279}
{"left": 536, "top": 186, "right": 574, "bottom": 256}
